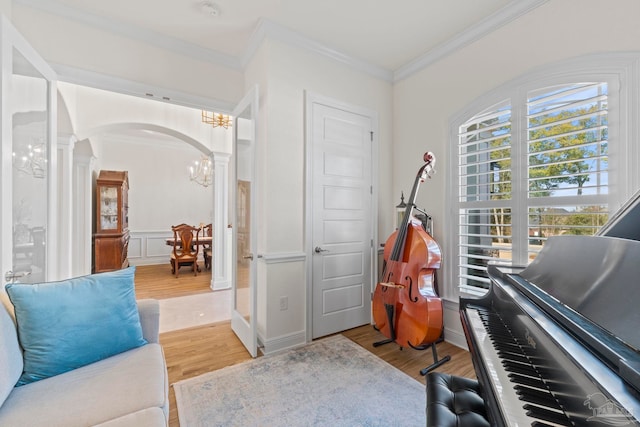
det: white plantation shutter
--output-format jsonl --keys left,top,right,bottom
{"left": 458, "top": 101, "right": 513, "bottom": 289}
{"left": 456, "top": 82, "right": 609, "bottom": 291}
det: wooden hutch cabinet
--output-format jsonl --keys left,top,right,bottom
{"left": 93, "top": 170, "right": 130, "bottom": 273}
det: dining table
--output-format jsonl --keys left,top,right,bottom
{"left": 164, "top": 236, "right": 212, "bottom": 247}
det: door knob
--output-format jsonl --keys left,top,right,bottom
{"left": 314, "top": 246, "right": 329, "bottom": 253}
{"left": 242, "top": 253, "right": 254, "bottom": 261}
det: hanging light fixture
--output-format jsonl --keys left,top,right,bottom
{"left": 201, "top": 110, "right": 232, "bottom": 129}
{"left": 189, "top": 155, "right": 213, "bottom": 187}
{"left": 12, "top": 142, "right": 46, "bottom": 178}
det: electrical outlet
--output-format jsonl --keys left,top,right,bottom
{"left": 280, "top": 296, "right": 288, "bottom": 311}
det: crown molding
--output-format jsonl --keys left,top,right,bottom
{"left": 394, "top": 0, "right": 549, "bottom": 82}
{"left": 53, "top": 62, "right": 236, "bottom": 113}
{"left": 16, "top": 0, "right": 548, "bottom": 85}
{"left": 243, "top": 19, "right": 394, "bottom": 83}
{"left": 14, "top": 0, "right": 242, "bottom": 70}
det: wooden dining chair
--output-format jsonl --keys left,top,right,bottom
{"left": 202, "top": 223, "right": 213, "bottom": 270}
{"left": 170, "top": 224, "right": 200, "bottom": 277}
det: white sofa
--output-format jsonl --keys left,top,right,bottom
{"left": 0, "top": 296, "right": 169, "bottom": 427}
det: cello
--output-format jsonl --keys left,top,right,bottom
{"left": 372, "top": 152, "right": 445, "bottom": 353}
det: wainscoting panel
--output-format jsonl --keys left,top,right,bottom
{"left": 127, "top": 235, "right": 143, "bottom": 259}
{"left": 128, "top": 231, "right": 174, "bottom": 266}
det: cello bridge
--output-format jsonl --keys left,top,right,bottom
{"left": 378, "top": 282, "right": 405, "bottom": 289}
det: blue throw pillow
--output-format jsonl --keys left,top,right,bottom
{"left": 6, "top": 267, "right": 147, "bottom": 386}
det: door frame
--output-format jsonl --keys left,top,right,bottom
{"left": 230, "top": 85, "right": 259, "bottom": 357}
{"left": 1, "top": 15, "right": 58, "bottom": 284}
{"left": 304, "top": 91, "right": 379, "bottom": 342}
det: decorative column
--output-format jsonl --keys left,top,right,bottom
{"left": 57, "top": 134, "right": 76, "bottom": 279}
{"left": 72, "top": 139, "right": 96, "bottom": 277}
{"left": 212, "top": 152, "right": 231, "bottom": 290}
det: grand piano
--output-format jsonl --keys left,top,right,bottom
{"left": 459, "top": 191, "right": 640, "bottom": 426}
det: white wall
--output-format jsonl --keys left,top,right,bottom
{"left": 58, "top": 83, "right": 232, "bottom": 154}
{"left": 14, "top": 0, "right": 638, "bottom": 352}
{"left": 0, "top": 1, "right": 10, "bottom": 18}
{"left": 12, "top": 3, "right": 244, "bottom": 106}
{"left": 245, "top": 39, "right": 393, "bottom": 353}
{"left": 393, "top": 0, "right": 640, "bottom": 347}
{"left": 56, "top": 82, "right": 230, "bottom": 268}
{"left": 94, "top": 135, "right": 214, "bottom": 267}
{"left": 94, "top": 136, "right": 213, "bottom": 231}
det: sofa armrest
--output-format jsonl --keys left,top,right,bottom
{"left": 137, "top": 299, "right": 160, "bottom": 344}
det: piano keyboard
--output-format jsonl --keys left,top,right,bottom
{"left": 465, "top": 306, "right": 574, "bottom": 426}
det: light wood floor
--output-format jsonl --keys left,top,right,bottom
{"left": 133, "top": 264, "right": 474, "bottom": 427}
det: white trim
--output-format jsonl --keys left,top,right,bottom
{"left": 72, "top": 140, "right": 94, "bottom": 277}
{"left": 17, "top": 0, "right": 548, "bottom": 85}
{"left": 52, "top": 63, "right": 236, "bottom": 113}
{"left": 442, "top": 299, "right": 468, "bottom": 350}
{"left": 231, "top": 85, "right": 260, "bottom": 357}
{"left": 243, "top": 19, "right": 393, "bottom": 82}
{"left": 212, "top": 153, "right": 230, "bottom": 291}
{"left": 258, "top": 330, "right": 307, "bottom": 356}
{"left": 259, "top": 252, "right": 306, "bottom": 264}
{"left": 15, "top": 0, "right": 241, "bottom": 70}
{"left": 57, "top": 136, "right": 75, "bottom": 278}
{"left": 304, "top": 91, "right": 379, "bottom": 343}
{"left": 394, "top": 0, "right": 549, "bottom": 82}
{"left": 0, "top": 15, "right": 59, "bottom": 282}
{"left": 446, "top": 52, "right": 640, "bottom": 302}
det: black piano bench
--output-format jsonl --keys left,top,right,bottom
{"left": 426, "top": 372, "right": 490, "bottom": 427}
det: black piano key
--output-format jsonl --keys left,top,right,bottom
{"left": 497, "top": 350, "right": 530, "bottom": 364}
{"left": 531, "top": 422, "right": 556, "bottom": 427}
{"left": 503, "top": 360, "right": 540, "bottom": 376}
{"left": 515, "top": 385, "right": 562, "bottom": 409}
{"left": 523, "top": 404, "right": 572, "bottom": 426}
{"left": 508, "top": 372, "right": 547, "bottom": 389}
{"left": 493, "top": 341, "right": 522, "bottom": 351}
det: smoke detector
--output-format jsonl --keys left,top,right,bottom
{"left": 201, "top": 1, "right": 220, "bottom": 17}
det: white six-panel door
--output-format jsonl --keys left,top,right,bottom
{"left": 309, "top": 95, "right": 374, "bottom": 339}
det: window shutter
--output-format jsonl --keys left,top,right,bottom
{"left": 456, "top": 82, "right": 609, "bottom": 291}
{"left": 458, "top": 101, "right": 513, "bottom": 290}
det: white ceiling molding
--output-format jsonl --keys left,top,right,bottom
{"left": 52, "top": 62, "right": 236, "bottom": 113}
{"left": 16, "top": 0, "right": 548, "bottom": 85}
{"left": 15, "top": 0, "right": 242, "bottom": 70}
{"left": 394, "top": 0, "right": 550, "bottom": 82}
{"left": 242, "top": 19, "right": 394, "bottom": 83}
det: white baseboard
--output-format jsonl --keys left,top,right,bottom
{"left": 258, "top": 330, "right": 307, "bottom": 355}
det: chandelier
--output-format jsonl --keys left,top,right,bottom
{"left": 201, "top": 110, "right": 232, "bottom": 129}
{"left": 13, "top": 142, "right": 46, "bottom": 178}
{"left": 189, "top": 155, "right": 213, "bottom": 187}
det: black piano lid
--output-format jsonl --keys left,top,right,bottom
{"left": 598, "top": 186, "right": 640, "bottom": 241}
{"left": 512, "top": 234, "right": 640, "bottom": 390}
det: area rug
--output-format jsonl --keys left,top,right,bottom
{"left": 173, "top": 334, "right": 426, "bottom": 426}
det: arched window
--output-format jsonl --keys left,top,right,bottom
{"left": 448, "top": 54, "right": 640, "bottom": 295}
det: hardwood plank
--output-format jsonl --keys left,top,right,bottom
{"left": 134, "top": 264, "right": 474, "bottom": 427}
{"left": 134, "top": 263, "right": 213, "bottom": 300}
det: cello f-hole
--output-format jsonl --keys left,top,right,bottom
{"left": 406, "top": 275, "right": 418, "bottom": 303}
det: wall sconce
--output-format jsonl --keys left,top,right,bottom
{"left": 396, "top": 192, "right": 407, "bottom": 229}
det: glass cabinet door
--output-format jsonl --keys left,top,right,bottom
{"left": 99, "top": 186, "right": 119, "bottom": 231}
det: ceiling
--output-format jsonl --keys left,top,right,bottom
{"left": 21, "top": 0, "right": 544, "bottom": 77}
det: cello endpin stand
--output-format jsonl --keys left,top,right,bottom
{"left": 372, "top": 337, "right": 393, "bottom": 347}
